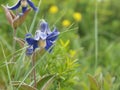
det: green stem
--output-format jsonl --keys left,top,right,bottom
{"left": 12, "top": 29, "right": 17, "bottom": 61}
{"left": 32, "top": 52, "right": 37, "bottom": 88}
{"left": 95, "top": 0, "right": 98, "bottom": 71}
{"left": 12, "top": 9, "right": 18, "bottom": 62}
{"left": 0, "top": 43, "right": 13, "bottom": 90}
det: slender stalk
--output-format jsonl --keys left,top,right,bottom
{"left": 95, "top": 0, "right": 98, "bottom": 71}
{"left": 12, "top": 29, "right": 17, "bottom": 61}
{"left": 32, "top": 52, "right": 37, "bottom": 88}
{"left": 12, "top": 9, "right": 18, "bottom": 61}
{"left": 0, "top": 43, "right": 13, "bottom": 90}
{"left": 29, "top": 0, "right": 42, "bottom": 33}
{"left": 17, "top": 50, "right": 48, "bottom": 89}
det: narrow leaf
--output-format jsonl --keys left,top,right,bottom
{"left": 37, "top": 74, "right": 56, "bottom": 90}
{"left": 103, "top": 79, "right": 110, "bottom": 90}
{"left": 80, "top": 82, "right": 89, "bottom": 90}
{"left": 11, "top": 81, "right": 37, "bottom": 90}
{"left": 41, "top": 75, "right": 56, "bottom": 90}
{"left": 14, "top": 37, "right": 25, "bottom": 47}
{"left": 88, "top": 74, "right": 100, "bottom": 90}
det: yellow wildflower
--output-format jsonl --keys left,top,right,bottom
{"left": 49, "top": 5, "right": 58, "bottom": 14}
{"left": 62, "top": 19, "right": 71, "bottom": 27}
{"left": 73, "top": 12, "right": 82, "bottom": 22}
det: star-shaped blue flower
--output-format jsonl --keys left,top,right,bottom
{"left": 7, "top": 0, "right": 38, "bottom": 13}
{"left": 25, "top": 20, "right": 60, "bottom": 55}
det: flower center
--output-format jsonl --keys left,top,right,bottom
{"left": 21, "top": 0, "right": 28, "bottom": 7}
{"left": 38, "top": 40, "right": 46, "bottom": 48}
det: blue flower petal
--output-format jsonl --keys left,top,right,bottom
{"left": 45, "top": 40, "right": 54, "bottom": 52}
{"left": 7, "top": 0, "right": 21, "bottom": 10}
{"left": 34, "top": 30, "right": 40, "bottom": 40}
{"left": 34, "top": 30, "right": 47, "bottom": 40}
{"left": 27, "top": 0, "right": 38, "bottom": 11}
{"left": 22, "top": 6, "right": 28, "bottom": 13}
{"left": 25, "top": 33, "right": 39, "bottom": 55}
{"left": 26, "top": 33, "right": 32, "bottom": 38}
{"left": 26, "top": 38, "right": 35, "bottom": 45}
{"left": 39, "top": 32, "right": 47, "bottom": 40}
{"left": 40, "top": 20, "right": 48, "bottom": 32}
{"left": 26, "top": 46, "right": 33, "bottom": 55}
{"left": 47, "top": 28, "right": 60, "bottom": 41}
{"left": 25, "top": 38, "right": 38, "bottom": 55}
{"left": 33, "top": 40, "right": 38, "bottom": 51}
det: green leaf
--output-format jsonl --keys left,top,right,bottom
{"left": 80, "top": 82, "right": 89, "bottom": 90}
{"left": 88, "top": 74, "right": 100, "bottom": 90}
{"left": 37, "top": 74, "right": 56, "bottom": 90}
{"left": 11, "top": 81, "right": 37, "bottom": 90}
{"left": 103, "top": 79, "right": 110, "bottom": 90}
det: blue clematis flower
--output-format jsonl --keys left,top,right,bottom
{"left": 25, "top": 20, "right": 60, "bottom": 55}
{"left": 7, "top": 0, "right": 38, "bottom": 13}
{"left": 34, "top": 20, "right": 60, "bottom": 52}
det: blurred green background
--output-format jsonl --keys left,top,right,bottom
{"left": 0, "top": 0, "right": 120, "bottom": 90}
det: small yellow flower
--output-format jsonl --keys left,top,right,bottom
{"left": 49, "top": 5, "right": 58, "bottom": 14}
{"left": 62, "top": 19, "right": 71, "bottom": 27}
{"left": 73, "top": 12, "right": 82, "bottom": 22}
